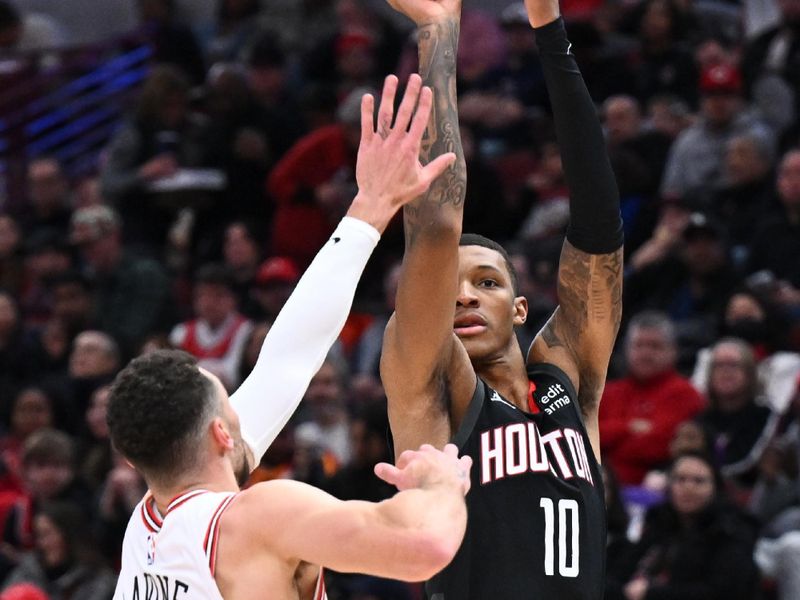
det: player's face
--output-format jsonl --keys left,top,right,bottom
{"left": 202, "top": 370, "right": 250, "bottom": 487}
{"left": 669, "top": 456, "right": 715, "bottom": 516}
{"left": 455, "top": 246, "right": 527, "bottom": 363}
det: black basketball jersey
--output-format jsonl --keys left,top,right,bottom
{"left": 426, "top": 363, "right": 606, "bottom": 599}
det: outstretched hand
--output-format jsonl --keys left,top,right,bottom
{"left": 347, "top": 74, "right": 456, "bottom": 232}
{"left": 374, "top": 443, "right": 472, "bottom": 496}
{"left": 385, "top": 0, "right": 461, "bottom": 24}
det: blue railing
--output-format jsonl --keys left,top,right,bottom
{"left": 0, "top": 36, "right": 152, "bottom": 210}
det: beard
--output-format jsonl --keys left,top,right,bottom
{"left": 233, "top": 439, "right": 250, "bottom": 488}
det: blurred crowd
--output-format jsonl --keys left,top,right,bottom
{"left": 2, "top": 0, "right": 800, "bottom": 598}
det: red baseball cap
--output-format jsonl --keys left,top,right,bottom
{"left": 1, "top": 584, "right": 49, "bottom": 600}
{"left": 255, "top": 257, "right": 299, "bottom": 287}
{"left": 699, "top": 63, "right": 742, "bottom": 95}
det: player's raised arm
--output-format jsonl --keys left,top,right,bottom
{"left": 381, "top": 0, "right": 472, "bottom": 456}
{"left": 231, "top": 78, "right": 455, "bottom": 468}
{"left": 227, "top": 444, "right": 472, "bottom": 584}
{"left": 524, "top": 0, "right": 624, "bottom": 457}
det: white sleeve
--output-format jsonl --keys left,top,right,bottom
{"left": 230, "top": 217, "right": 380, "bottom": 464}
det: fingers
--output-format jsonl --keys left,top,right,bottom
{"left": 377, "top": 75, "right": 399, "bottom": 139}
{"left": 443, "top": 443, "right": 460, "bottom": 458}
{"left": 360, "top": 93, "right": 375, "bottom": 145}
{"left": 392, "top": 74, "right": 423, "bottom": 136}
{"left": 395, "top": 449, "right": 417, "bottom": 470}
{"left": 374, "top": 462, "right": 402, "bottom": 487}
{"left": 408, "top": 85, "right": 433, "bottom": 143}
{"left": 417, "top": 153, "right": 457, "bottom": 193}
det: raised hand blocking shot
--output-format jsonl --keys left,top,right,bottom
{"left": 109, "top": 75, "right": 469, "bottom": 600}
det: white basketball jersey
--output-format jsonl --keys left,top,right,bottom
{"left": 113, "top": 489, "right": 327, "bottom": 600}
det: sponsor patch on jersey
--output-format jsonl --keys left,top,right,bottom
{"left": 536, "top": 382, "right": 571, "bottom": 415}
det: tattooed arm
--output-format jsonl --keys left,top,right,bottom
{"left": 524, "top": 5, "right": 624, "bottom": 458}
{"left": 381, "top": 0, "right": 473, "bottom": 457}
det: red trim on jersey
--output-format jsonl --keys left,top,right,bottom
{"left": 140, "top": 502, "right": 158, "bottom": 533}
{"left": 527, "top": 380, "right": 540, "bottom": 414}
{"left": 205, "top": 494, "right": 238, "bottom": 576}
{"left": 314, "top": 568, "right": 326, "bottom": 600}
{"left": 166, "top": 489, "right": 209, "bottom": 515}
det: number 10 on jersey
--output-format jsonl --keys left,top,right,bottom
{"left": 539, "top": 498, "right": 580, "bottom": 577}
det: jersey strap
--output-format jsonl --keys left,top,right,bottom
{"left": 204, "top": 493, "right": 239, "bottom": 576}
{"left": 140, "top": 489, "right": 211, "bottom": 533}
{"left": 313, "top": 567, "right": 327, "bottom": 600}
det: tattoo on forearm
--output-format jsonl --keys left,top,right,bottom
{"left": 403, "top": 18, "right": 467, "bottom": 246}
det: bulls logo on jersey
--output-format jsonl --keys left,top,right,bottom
{"left": 146, "top": 534, "right": 156, "bottom": 566}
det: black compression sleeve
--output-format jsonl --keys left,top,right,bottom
{"left": 533, "top": 17, "right": 624, "bottom": 254}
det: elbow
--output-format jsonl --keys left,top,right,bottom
{"left": 396, "top": 516, "right": 466, "bottom": 581}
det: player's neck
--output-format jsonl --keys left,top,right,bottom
{"left": 474, "top": 344, "right": 529, "bottom": 409}
{"left": 148, "top": 462, "right": 239, "bottom": 515}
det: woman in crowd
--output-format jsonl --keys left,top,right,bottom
{"left": 619, "top": 451, "right": 759, "bottom": 600}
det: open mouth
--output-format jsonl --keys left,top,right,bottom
{"left": 454, "top": 314, "right": 488, "bottom": 336}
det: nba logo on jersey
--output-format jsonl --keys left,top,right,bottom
{"left": 146, "top": 534, "right": 156, "bottom": 565}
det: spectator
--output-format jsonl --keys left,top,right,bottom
{"left": 628, "top": 0, "right": 697, "bottom": 105}
{"left": 697, "top": 338, "right": 780, "bottom": 494}
{"left": 599, "top": 311, "right": 705, "bottom": 485}
{"left": 0, "top": 216, "right": 23, "bottom": 296}
{"left": 221, "top": 220, "right": 263, "bottom": 316}
{"left": 692, "top": 288, "right": 800, "bottom": 413}
{"left": 46, "top": 272, "right": 96, "bottom": 343}
{"left": 137, "top": 0, "right": 206, "bottom": 84}
{"left": 710, "top": 133, "right": 776, "bottom": 253}
{"left": 1, "top": 430, "right": 91, "bottom": 582}
{"left": 295, "top": 357, "right": 352, "bottom": 467}
{"left": 604, "top": 463, "right": 636, "bottom": 600}
{"left": 660, "top": 63, "right": 774, "bottom": 200}
{"left": 748, "top": 148, "right": 800, "bottom": 296}
{"left": 17, "top": 159, "right": 72, "bottom": 240}
{"left": 18, "top": 230, "right": 73, "bottom": 328}
{"left": 0, "top": 388, "right": 54, "bottom": 493}
{"left": 69, "top": 206, "right": 171, "bottom": 357}
{"left": 0, "top": 292, "right": 34, "bottom": 402}
{"left": 99, "top": 65, "right": 216, "bottom": 253}
{"left": 625, "top": 213, "right": 740, "bottom": 369}
{"left": 266, "top": 87, "right": 362, "bottom": 267}
{"left": 603, "top": 94, "right": 673, "bottom": 199}
{"left": 169, "top": 263, "right": 253, "bottom": 390}
{"left": 2, "top": 502, "right": 116, "bottom": 600}
{"left": 742, "top": 0, "right": 800, "bottom": 136}
{"left": 79, "top": 386, "right": 112, "bottom": 491}
{"left": 325, "top": 404, "right": 394, "bottom": 502}
{"left": 250, "top": 257, "right": 299, "bottom": 322}
{"left": 201, "top": 0, "right": 262, "bottom": 63}
{"left": 645, "top": 93, "right": 693, "bottom": 140}
{"left": 202, "top": 64, "right": 272, "bottom": 224}
{"left": 95, "top": 452, "right": 145, "bottom": 562}
{"left": 618, "top": 452, "right": 759, "bottom": 600}
{"left": 0, "top": 1, "right": 65, "bottom": 53}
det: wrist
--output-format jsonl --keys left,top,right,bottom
{"left": 346, "top": 192, "right": 394, "bottom": 234}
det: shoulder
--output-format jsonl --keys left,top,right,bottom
{"left": 528, "top": 362, "right": 577, "bottom": 399}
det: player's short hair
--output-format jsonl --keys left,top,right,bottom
{"left": 107, "top": 350, "right": 219, "bottom": 482}
{"left": 459, "top": 233, "right": 519, "bottom": 295}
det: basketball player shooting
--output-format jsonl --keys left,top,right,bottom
{"left": 108, "top": 77, "right": 472, "bottom": 600}
{"left": 381, "top": 0, "right": 624, "bottom": 597}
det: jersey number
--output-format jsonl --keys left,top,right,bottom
{"left": 539, "top": 498, "right": 579, "bottom": 577}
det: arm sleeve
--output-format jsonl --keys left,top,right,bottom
{"left": 533, "top": 17, "right": 623, "bottom": 254}
{"left": 230, "top": 216, "right": 380, "bottom": 464}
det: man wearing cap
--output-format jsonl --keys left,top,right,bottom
{"left": 251, "top": 256, "right": 300, "bottom": 322}
{"left": 70, "top": 205, "right": 171, "bottom": 358}
{"left": 661, "top": 62, "right": 774, "bottom": 199}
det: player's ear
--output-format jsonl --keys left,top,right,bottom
{"left": 210, "top": 417, "right": 234, "bottom": 453}
{"left": 513, "top": 295, "right": 528, "bottom": 327}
